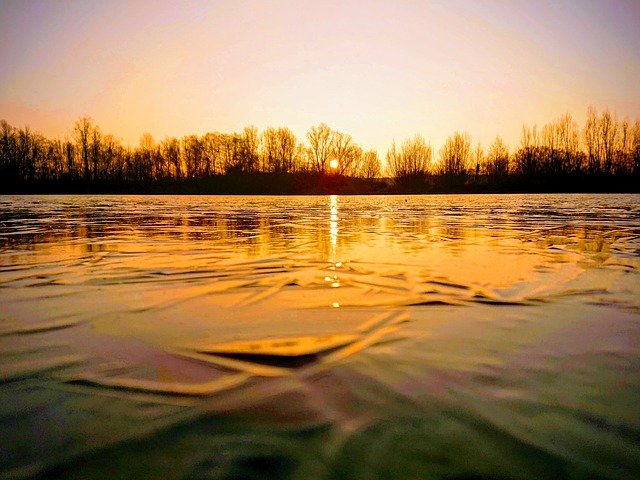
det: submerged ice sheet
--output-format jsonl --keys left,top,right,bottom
{"left": 0, "top": 194, "right": 639, "bottom": 479}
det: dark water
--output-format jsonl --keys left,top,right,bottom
{"left": 1, "top": 194, "right": 639, "bottom": 479}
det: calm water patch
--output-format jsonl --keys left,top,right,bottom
{"left": 1, "top": 194, "right": 639, "bottom": 479}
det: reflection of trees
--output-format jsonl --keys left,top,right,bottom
{"left": 387, "top": 217, "right": 433, "bottom": 239}
{"left": 1, "top": 202, "right": 281, "bottom": 259}
{"left": 3, "top": 198, "right": 634, "bottom": 267}
{"left": 437, "top": 226, "right": 464, "bottom": 241}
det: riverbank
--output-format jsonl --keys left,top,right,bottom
{"left": 1, "top": 172, "right": 639, "bottom": 195}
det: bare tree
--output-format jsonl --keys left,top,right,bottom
{"left": 556, "top": 113, "right": 581, "bottom": 174}
{"left": 472, "top": 142, "right": 484, "bottom": 176}
{"left": 584, "top": 107, "right": 600, "bottom": 174}
{"left": 331, "top": 130, "right": 350, "bottom": 174}
{"left": 540, "top": 122, "right": 559, "bottom": 174}
{"left": 16, "top": 126, "right": 37, "bottom": 181}
{"left": 614, "top": 119, "right": 631, "bottom": 175}
{"left": 600, "top": 110, "right": 618, "bottom": 175}
{"left": 100, "top": 134, "right": 119, "bottom": 180}
{"left": 182, "top": 135, "right": 203, "bottom": 178}
{"left": 0, "top": 121, "right": 18, "bottom": 180}
{"left": 262, "top": 127, "right": 279, "bottom": 172}
{"left": 64, "top": 139, "right": 76, "bottom": 179}
{"left": 200, "top": 133, "right": 218, "bottom": 176}
{"left": 74, "top": 116, "right": 95, "bottom": 181}
{"left": 306, "top": 123, "right": 333, "bottom": 173}
{"left": 240, "top": 126, "right": 260, "bottom": 173}
{"left": 485, "top": 136, "right": 509, "bottom": 176}
{"left": 292, "top": 143, "right": 308, "bottom": 172}
{"left": 339, "top": 143, "right": 363, "bottom": 177}
{"left": 89, "top": 127, "right": 102, "bottom": 181}
{"left": 220, "top": 133, "right": 243, "bottom": 173}
{"left": 161, "top": 137, "right": 181, "bottom": 179}
{"left": 386, "top": 134, "right": 432, "bottom": 178}
{"left": 633, "top": 119, "right": 640, "bottom": 175}
{"left": 439, "top": 131, "right": 471, "bottom": 176}
{"left": 138, "top": 133, "right": 156, "bottom": 180}
{"left": 262, "top": 127, "right": 296, "bottom": 173}
{"left": 514, "top": 124, "right": 541, "bottom": 176}
{"left": 331, "top": 130, "right": 363, "bottom": 176}
{"left": 277, "top": 128, "right": 297, "bottom": 173}
{"left": 359, "top": 150, "right": 381, "bottom": 179}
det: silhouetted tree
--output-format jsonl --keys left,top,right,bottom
{"left": 472, "top": 142, "right": 484, "bottom": 177}
{"left": 439, "top": 131, "right": 471, "bottom": 176}
{"left": 359, "top": 150, "right": 381, "bottom": 179}
{"left": 43, "top": 138, "right": 64, "bottom": 180}
{"left": 160, "top": 137, "right": 181, "bottom": 179}
{"left": 307, "top": 123, "right": 333, "bottom": 173}
{"left": 262, "top": 127, "right": 278, "bottom": 172}
{"left": 600, "top": 110, "right": 618, "bottom": 175}
{"left": 485, "top": 136, "right": 509, "bottom": 177}
{"left": 182, "top": 135, "right": 203, "bottom": 178}
{"left": 74, "top": 117, "right": 96, "bottom": 181}
{"left": 386, "top": 134, "right": 432, "bottom": 178}
{"left": 262, "top": 127, "right": 296, "bottom": 173}
{"left": 201, "top": 133, "right": 220, "bottom": 176}
{"left": 64, "top": 139, "right": 76, "bottom": 180}
{"left": 101, "top": 134, "right": 124, "bottom": 180}
{"left": 292, "top": 143, "right": 308, "bottom": 173}
{"left": 632, "top": 120, "right": 640, "bottom": 175}
{"left": 332, "top": 130, "right": 362, "bottom": 176}
{"left": 1, "top": 106, "right": 639, "bottom": 193}
{"left": 556, "top": 113, "right": 581, "bottom": 174}
{"left": 221, "top": 133, "right": 243, "bottom": 173}
{"left": 240, "top": 126, "right": 260, "bottom": 173}
{"left": 89, "top": 126, "right": 101, "bottom": 181}
{"left": 0, "top": 121, "right": 17, "bottom": 181}
{"left": 584, "top": 107, "right": 600, "bottom": 174}
{"left": 514, "top": 124, "right": 541, "bottom": 176}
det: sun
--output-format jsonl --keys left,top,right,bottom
{"left": 329, "top": 159, "right": 339, "bottom": 170}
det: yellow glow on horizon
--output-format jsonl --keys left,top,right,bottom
{"left": 329, "top": 159, "right": 339, "bottom": 170}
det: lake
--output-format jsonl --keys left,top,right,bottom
{"left": 1, "top": 194, "right": 639, "bottom": 479}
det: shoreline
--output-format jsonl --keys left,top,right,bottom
{"left": 2, "top": 173, "right": 638, "bottom": 195}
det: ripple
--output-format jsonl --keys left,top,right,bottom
{"left": 1, "top": 194, "right": 639, "bottom": 479}
{"left": 63, "top": 372, "right": 250, "bottom": 397}
{"left": 0, "top": 318, "right": 81, "bottom": 336}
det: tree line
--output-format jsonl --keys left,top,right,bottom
{"left": 1, "top": 106, "right": 638, "bottom": 193}
{"left": 386, "top": 108, "right": 639, "bottom": 180}
{"left": 0, "top": 119, "right": 381, "bottom": 186}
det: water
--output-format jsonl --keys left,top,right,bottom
{"left": 1, "top": 194, "right": 639, "bottom": 479}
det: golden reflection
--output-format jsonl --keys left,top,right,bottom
{"left": 329, "top": 194, "right": 339, "bottom": 262}
{"left": 1, "top": 196, "right": 633, "bottom": 296}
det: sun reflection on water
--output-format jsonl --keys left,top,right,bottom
{"left": 329, "top": 194, "right": 339, "bottom": 262}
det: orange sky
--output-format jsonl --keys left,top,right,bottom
{"left": 1, "top": 0, "right": 639, "bottom": 156}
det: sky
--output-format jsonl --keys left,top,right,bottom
{"left": 1, "top": 0, "right": 639, "bottom": 156}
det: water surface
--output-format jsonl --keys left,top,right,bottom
{"left": 1, "top": 194, "right": 639, "bottom": 479}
